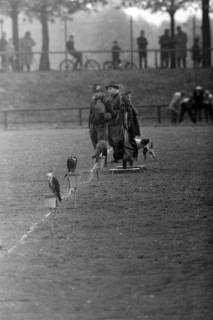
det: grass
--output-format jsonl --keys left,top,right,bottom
{"left": 0, "top": 69, "right": 212, "bottom": 111}
{"left": 0, "top": 126, "right": 212, "bottom": 320}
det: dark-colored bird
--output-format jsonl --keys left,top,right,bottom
{"left": 66, "top": 156, "right": 78, "bottom": 173}
{"left": 47, "top": 171, "right": 62, "bottom": 202}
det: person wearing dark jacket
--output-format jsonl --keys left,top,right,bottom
{"left": 121, "top": 90, "right": 141, "bottom": 167}
{"left": 105, "top": 81, "right": 124, "bottom": 162}
{"left": 111, "top": 40, "right": 122, "bottom": 69}
{"left": 66, "top": 35, "right": 82, "bottom": 69}
{"left": 137, "top": 30, "right": 148, "bottom": 69}
{"left": 191, "top": 37, "right": 201, "bottom": 68}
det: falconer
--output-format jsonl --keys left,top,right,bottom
{"left": 105, "top": 81, "right": 124, "bottom": 162}
{"left": 88, "top": 84, "right": 110, "bottom": 150}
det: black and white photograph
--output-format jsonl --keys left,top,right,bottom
{"left": 0, "top": 0, "right": 212, "bottom": 319}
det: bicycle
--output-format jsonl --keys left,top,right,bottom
{"left": 103, "top": 59, "right": 137, "bottom": 70}
{"left": 59, "top": 54, "right": 101, "bottom": 71}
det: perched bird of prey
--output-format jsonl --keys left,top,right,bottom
{"left": 92, "top": 140, "right": 107, "bottom": 165}
{"left": 46, "top": 171, "right": 62, "bottom": 202}
{"left": 66, "top": 156, "right": 78, "bottom": 173}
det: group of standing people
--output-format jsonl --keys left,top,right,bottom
{"left": 111, "top": 25, "right": 200, "bottom": 70}
{"left": 168, "top": 86, "right": 213, "bottom": 124}
{"left": 0, "top": 31, "right": 36, "bottom": 72}
{"left": 88, "top": 81, "right": 141, "bottom": 168}
{"left": 159, "top": 26, "right": 202, "bottom": 69}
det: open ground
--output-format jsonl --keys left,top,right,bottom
{"left": 0, "top": 125, "right": 212, "bottom": 320}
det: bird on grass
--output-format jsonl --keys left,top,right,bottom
{"left": 65, "top": 156, "right": 78, "bottom": 176}
{"left": 46, "top": 171, "right": 62, "bottom": 202}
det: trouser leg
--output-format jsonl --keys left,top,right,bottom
{"left": 179, "top": 105, "right": 186, "bottom": 122}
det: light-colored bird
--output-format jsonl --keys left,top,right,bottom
{"left": 46, "top": 171, "right": 62, "bottom": 202}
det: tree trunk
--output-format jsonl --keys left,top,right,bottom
{"left": 11, "top": 2, "right": 20, "bottom": 71}
{"left": 39, "top": 3, "right": 50, "bottom": 71}
{"left": 169, "top": 11, "right": 176, "bottom": 69}
{"left": 202, "top": 0, "right": 211, "bottom": 67}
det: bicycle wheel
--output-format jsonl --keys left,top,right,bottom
{"left": 125, "top": 62, "right": 138, "bottom": 70}
{"left": 85, "top": 59, "right": 100, "bottom": 71}
{"left": 59, "top": 59, "right": 74, "bottom": 71}
{"left": 103, "top": 61, "right": 114, "bottom": 70}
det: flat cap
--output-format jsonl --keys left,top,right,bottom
{"left": 105, "top": 81, "right": 120, "bottom": 89}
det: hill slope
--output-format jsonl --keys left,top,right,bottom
{"left": 0, "top": 69, "right": 212, "bottom": 110}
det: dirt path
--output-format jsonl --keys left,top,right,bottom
{"left": 0, "top": 126, "right": 212, "bottom": 320}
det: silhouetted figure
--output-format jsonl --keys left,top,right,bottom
{"left": 159, "top": 29, "right": 172, "bottom": 68}
{"left": 5, "top": 38, "right": 15, "bottom": 71}
{"left": 203, "top": 90, "right": 213, "bottom": 122}
{"left": 111, "top": 41, "right": 122, "bottom": 69}
{"left": 66, "top": 35, "right": 82, "bottom": 69}
{"left": 0, "top": 32, "right": 8, "bottom": 71}
{"left": 191, "top": 37, "right": 201, "bottom": 68}
{"left": 192, "top": 86, "right": 205, "bottom": 122}
{"left": 19, "top": 31, "right": 36, "bottom": 71}
{"left": 137, "top": 30, "right": 148, "bottom": 69}
{"left": 175, "top": 26, "right": 188, "bottom": 68}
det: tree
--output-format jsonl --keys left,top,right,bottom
{"left": 0, "top": 0, "right": 25, "bottom": 70}
{"left": 202, "top": 0, "right": 211, "bottom": 66}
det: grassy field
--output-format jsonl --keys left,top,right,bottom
{"left": 0, "top": 69, "right": 213, "bottom": 110}
{"left": 0, "top": 126, "right": 212, "bottom": 320}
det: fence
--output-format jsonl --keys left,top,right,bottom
{"left": 0, "top": 105, "right": 169, "bottom": 130}
{"left": 1, "top": 48, "right": 213, "bottom": 72}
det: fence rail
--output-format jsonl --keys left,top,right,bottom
{"left": 1, "top": 48, "right": 213, "bottom": 71}
{"left": 0, "top": 105, "right": 168, "bottom": 130}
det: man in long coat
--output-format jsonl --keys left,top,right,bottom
{"left": 105, "top": 81, "right": 124, "bottom": 162}
{"left": 19, "top": 31, "right": 36, "bottom": 71}
{"left": 106, "top": 82, "right": 141, "bottom": 165}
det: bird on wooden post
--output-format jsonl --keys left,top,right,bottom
{"left": 46, "top": 171, "right": 62, "bottom": 202}
{"left": 65, "top": 155, "right": 78, "bottom": 175}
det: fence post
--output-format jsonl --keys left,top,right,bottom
{"left": 79, "top": 109, "right": 82, "bottom": 126}
{"left": 154, "top": 50, "right": 158, "bottom": 69}
{"left": 157, "top": 106, "right": 161, "bottom": 123}
{"left": 3, "top": 110, "right": 8, "bottom": 130}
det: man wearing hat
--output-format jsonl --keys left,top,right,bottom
{"left": 105, "top": 81, "right": 126, "bottom": 162}
{"left": 88, "top": 84, "right": 109, "bottom": 155}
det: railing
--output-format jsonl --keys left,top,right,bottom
{"left": 1, "top": 48, "right": 213, "bottom": 71}
{"left": 0, "top": 105, "right": 168, "bottom": 130}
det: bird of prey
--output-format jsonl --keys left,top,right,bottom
{"left": 66, "top": 156, "right": 78, "bottom": 173}
{"left": 46, "top": 171, "right": 62, "bottom": 202}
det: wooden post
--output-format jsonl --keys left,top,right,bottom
{"left": 79, "top": 108, "right": 82, "bottom": 126}
{"left": 157, "top": 106, "right": 161, "bottom": 123}
{"left": 3, "top": 111, "right": 8, "bottom": 130}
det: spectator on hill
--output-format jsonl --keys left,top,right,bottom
{"left": 19, "top": 31, "right": 36, "bottom": 72}
{"left": 88, "top": 84, "right": 112, "bottom": 149}
{"left": 0, "top": 32, "right": 8, "bottom": 71}
{"left": 137, "top": 30, "right": 148, "bottom": 69}
{"left": 191, "top": 37, "right": 201, "bottom": 68}
{"left": 5, "top": 38, "right": 15, "bottom": 71}
{"left": 159, "top": 29, "right": 172, "bottom": 68}
{"left": 66, "top": 34, "right": 82, "bottom": 69}
{"left": 174, "top": 26, "right": 188, "bottom": 68}
{"left": 111, "top": 40, "right": 122, "bottom": 69}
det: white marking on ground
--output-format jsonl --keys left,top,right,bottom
{"left": 0, "top": 164, "right": 103, "bottom": 260}
{"left": 0, "top": 211, "right": 52, "bottom": 260}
